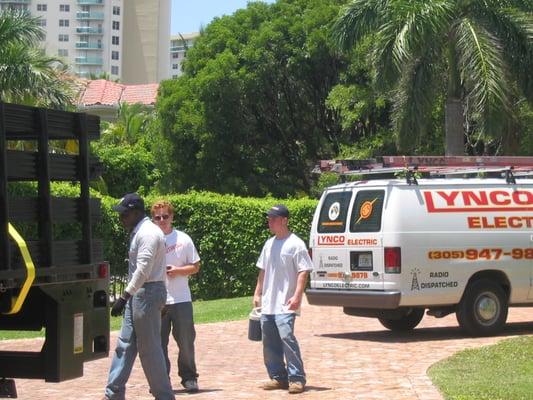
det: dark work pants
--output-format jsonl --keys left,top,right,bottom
{"left": 161, "top": 301, "right": 198, "bottom": 384}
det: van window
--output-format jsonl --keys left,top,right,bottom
{"left": 317, "top": 192, "right": 352, "bottom": 233}
{"left": 350, "top": 190, "right": 384, "bottom": 232}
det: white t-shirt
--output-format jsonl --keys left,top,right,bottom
{"left": 164, "top": 229, "right": 200, "bottom": 304}
{"left": 256, "top": 233, "right": 313, "bottom": 315}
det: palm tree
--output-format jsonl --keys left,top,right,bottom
{"left": 98, "top": 102, "right": 154, "bottom": 147}
{"left": 0, "top": 10, "right": 74, "bottom": 107}
{"left": 332, "top": 0, "right": 533, "bottom": 155}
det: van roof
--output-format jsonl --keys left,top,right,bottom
{"left": 326, "top": 178, "right": 533, "bottom": 191}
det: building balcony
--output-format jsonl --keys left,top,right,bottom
{"left": 76, "top": 11, "right": 104, "bottom": 20}
{"left": 75, "top": 57, "right": 103, "bottom": 65}
{"left": 77, "top": 0, "right": 104, "bottom": 5}
{"left": 76, "top": 27, "right": 103, "bottom": 35}
{"left": 76, "top": 42, "right": 103, "bottom": 50}
{"left": 76, "top": 70, "right": 104, "bottom": 78}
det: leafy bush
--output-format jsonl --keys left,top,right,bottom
{"left": 7, "top": 184, "right": 318, "bottom": 300}
{"left": 131, "top": 192, "right": 317, "bottom": 300}
{"left": 91, "top": 141, "right": 159, "bottom": 197}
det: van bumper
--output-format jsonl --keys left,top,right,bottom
{"left": 306, "top": 288, "right": 401, "bottom": 309}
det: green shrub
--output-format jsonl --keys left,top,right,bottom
{"left": 7, "top": 184, "right": 318, "bottom": 300}
{"left": 135, "top": 192, "right": 316, "bottom": 300}
{"left": 94, "top": 191, "right": 317, "bottom": 300}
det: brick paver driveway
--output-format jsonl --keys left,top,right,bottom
{"left": 5, "top": 300, "right": 533, "bottom": 399}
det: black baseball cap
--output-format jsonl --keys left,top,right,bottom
{"left": 112, "top": 193, "right": 145, "bottom": 213}
{"left": 266, "top": 204, "right": 289, "bottom": 218}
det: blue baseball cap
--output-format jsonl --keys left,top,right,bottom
{"left": 266, "top": 204, "right": 289, "bottom": 218}
{"left": 112, "top": 193, "right": 145, "bottom": 213}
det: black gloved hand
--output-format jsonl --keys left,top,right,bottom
{"left": 111, "top": 292, "right": 130, "bottom": 317}
{"left": 161, "top": 305, "right": 169, "bottom": 318}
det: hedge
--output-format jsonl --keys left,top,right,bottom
{"left": 84, "top": 188, "right": 317, "bottom": 300}
{"left": 9, "top": 185, "right": 318, "bottom": 300}
{"left": 104, "top": 192, "right": 318, "bottom": 300}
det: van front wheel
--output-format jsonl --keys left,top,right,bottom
{"left": 378, "top": 308, "right": 424, "bottom": 331}
{"left": 456, "top": 279, "right": 508, "bottom": 337}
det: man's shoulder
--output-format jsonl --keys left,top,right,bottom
{"left": 263, "top": 236, "right": 276, "bottom": 246}
{"left": 138, "top": 219, "right": 164, "bottom": 240}
{"left": 175, "top": 229, "right": 193, "bottom": 241}
{"left": 287, "top": 233, "right": 306, "bottom": 247}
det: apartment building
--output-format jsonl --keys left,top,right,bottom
{"left": 169, "top": 32, "right": 199, "bottom": 79}
{"left": 0, "top": 0, "right": 170, "bottom": 84}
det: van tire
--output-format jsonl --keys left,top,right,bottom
{"left": 456, "top": 279, "right": 508, "bottom": 336}
{"left": 378, "top": 308, "right": 424, "bottom": 331}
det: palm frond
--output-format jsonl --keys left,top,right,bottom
{"left": 480, "top": 0, "right": 533, "bottom": 13}
{"left": 454, "top": 18, "right": 511, "bottom": 137}
{"left": 0, "top": 9, "right": 44, "bottom": 46}
{"left": 372, "top": 25, "right": 402, "bottom": 89}
{"left": 391, "top": 0, "right": 455, "bottom": 68}
{"left": 331, "top": 0, "right": 391, "bottom": 50}
{"left": 392, "top": 53, "right": 441, "bottom": 152}
{"left": 472, "top": 6, "right": 533, "bottom": 101}
{"left": 0, "top": 43, "right": 73, "bottom": 107}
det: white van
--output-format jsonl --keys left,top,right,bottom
{"left": 306, "top": 168, "right": 533, "bottom": 336}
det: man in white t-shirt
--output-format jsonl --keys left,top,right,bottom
{"left": 151, "top": 200, "right": 200, "bottom": 393}
{"left": 253, "top": 204, "right": 313, "bottom": 394}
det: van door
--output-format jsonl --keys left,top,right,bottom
{"left": 311, "top": 189, "right": 385, "bottom": 291}
{"left": 311, "top": 190, "right": 353, "bottom": 290}
{"left": 528, "top": 236, "right": 533, "bottom": 300}
{"left": 345, "top": 189, "right": 385, "bottom": 290}
{"left": 526, "top": 233, "right": 533, "bottom": 300}
{"left": 529, "top": 262, "right": 533, "bottom": 299}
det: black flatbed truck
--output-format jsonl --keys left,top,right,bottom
{"left": 0, "top": 102, "right": 109, "bottom": 398}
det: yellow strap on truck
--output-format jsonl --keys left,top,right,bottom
{"left": 2, "top": 223, "right": 36, "bottom": 315}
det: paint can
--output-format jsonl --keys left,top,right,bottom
{"left": 248, "top": 307, "right": 262, "bottom": 341}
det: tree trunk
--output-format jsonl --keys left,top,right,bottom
{"left": 502, "top": 117, "right": 520, "bottom": 155}
{"left": 444, "top": 97, "right": 464, "bottom": 156}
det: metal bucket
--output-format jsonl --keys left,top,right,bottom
{"left": 248, "top": 307, "right": 262, "bottom": 341}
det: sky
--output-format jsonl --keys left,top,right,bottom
{"left": 171, "top": 0, "right": 275, "bottom": 34}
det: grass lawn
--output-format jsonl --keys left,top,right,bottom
{"left": 428, "top": 336, "right": 533, "bottom": 400}
{"left": 109, "top": 295, "right": 253, "bottom": 331}
{"left": 1, "top": 296, "right": 253, "bottom": 340}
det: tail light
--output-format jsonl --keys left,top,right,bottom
{"left": 384, "top": 247, "right": 401, "bottom": 273}
{"left": 98, "top": 262, "right": 109, "bottom": 278}
{"left": 308, "top": 248, "right": 313, "bottom": 260}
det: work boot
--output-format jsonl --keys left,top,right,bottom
{"left": 183, "top": 379, "right": 199, "bottom": 393}
{"left": 288, "top": 381, "right": 305, "bottom": 394}
{"left": 262, "top": 379, "right": 288, "bottom": 390}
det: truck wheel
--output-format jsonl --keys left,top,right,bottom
{"left": 378, "top": 308, "right": 424, "bottom": 331}
{"left": 456, "top": 279, "right": 508, "bottom": 337}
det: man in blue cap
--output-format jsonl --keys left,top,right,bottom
{"left": 253, "top": 204, "right": 313, "bottom": 394}
{"left": 102, "top": 193, "right": 175, "bottom": 400}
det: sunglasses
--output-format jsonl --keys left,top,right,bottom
{"left": 153, "top": 214, "right": 170, "bottom": 221}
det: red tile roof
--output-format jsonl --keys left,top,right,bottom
{"left": 78, "top": 79, "right": 159, "bottom": 107}
{"left": 122, "top": 83, "right": 159, "bottom": 105}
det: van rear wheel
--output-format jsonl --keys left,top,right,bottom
{"left": 456, "top": 279, "right": 508, "bottom": 337}
{"left": 378, "top": 308, "right": 424, "bottom": 331}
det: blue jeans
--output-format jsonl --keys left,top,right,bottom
{"left": 261, "top": 313, "right": 306, "bottom": 384}
{"left": 161, "top": 301, "right": 198, "bottom": 384}
{"left": 105, "top": 281, "right": 175, "bottom": 400}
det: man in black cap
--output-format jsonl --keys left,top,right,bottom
{"left": 102, "top": 193, "right": 175, "bottom": 400}
{"left": 253, "top": 204, "right": 313, "bottom": 394}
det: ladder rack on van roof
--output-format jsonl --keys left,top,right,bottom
{"left": 313, "top": 156, "right": 533, "bottom": 185}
